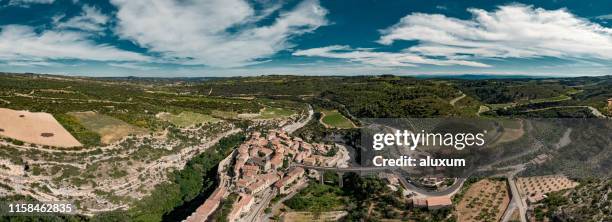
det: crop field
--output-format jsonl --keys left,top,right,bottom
{"left": 320, "top": 110, "right": 355, "bottom": 129}
{"left": 494, "top": 119, "right": 525, "bottom": 144}
{"left": 211, "top": 107, "right": 295, "bottom": 120}
{"left": 210, "top": 110, "right": 243, "bottom": 119}
{"left": 69, "top": 111, "right": 148, "bottom": 144}
{"left": 0, "top": 108, "right": 82, "bottom": 147}
{"left": 527, "top": 95, "right": 571, "bottom": 104}
{"left": 456, "top": 179, "right": 510, "bottom": 222}
{"left": 259, "top": 107, "right": 296, "bottom": 119}
{"left": 516, "top": 175, "right": 578, "bottom": 203}
{"left": 157, "top": 111, "right": 220, "bottom": 127}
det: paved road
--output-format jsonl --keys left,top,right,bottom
{"left": 283, "top": 104, "right": 313, "bottom": 133}
{"left": 505, "top": 165, "right": 528, "bottom": 222}
{"left": 262, "top": 180, "right": 308, "bottom": 222}
{"left": 501, "top": 199, "right": 518, "bottom": 222}
{"left": 244, "top": 188, "right": 275, "bottom": 222}
{"left": 396, "top": 173, "right": 466, "bottom": 197}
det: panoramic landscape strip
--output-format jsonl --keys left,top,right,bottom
{"left": 0, "top": 73, "right": 610, "bottom": 222}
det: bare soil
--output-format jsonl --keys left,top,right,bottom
{"left": 0, "top": 108, "right": 82, "bottom": 147}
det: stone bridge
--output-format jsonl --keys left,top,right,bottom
{"left": 291, "top": 163, "right": 395, "bottom": 187}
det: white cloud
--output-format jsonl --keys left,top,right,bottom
{"left": 4, "top": 61, "right": 60, "bottom": 66}
{"left": 378, "top": 5, "right": 612, "bottom": 61}
{"left": 596, "top": 14, "right": 612, "bottom": 20}
{"left": 293, "top": 45, "right": 490, "bottom": 67}
{"left": 296, "top": 5, "right": 612, "bottom": 68}
{"left": 108, "top": 62, "right": 158, "bottom": 70}
{"left": 0, "top": 25, "right": 149, "bottom": 62}
{"left": 111, "top": 0, "right": 328, "bottom": 67}
{"left": 8, "top": 0, "right": 54, "bottom": 7}
{"left": 56, "top": 5, "right": 109, "bottom": 32}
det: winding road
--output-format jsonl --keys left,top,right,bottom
{"left": 450, "top": 93, "right": 466, "bottom": 106}
{"left": 282, "top": 104, "right": 313, "bottom": 133}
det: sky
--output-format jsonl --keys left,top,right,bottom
{"left": 0, "top": 0, "right": 611, "bottom": 77}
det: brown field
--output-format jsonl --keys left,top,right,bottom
{"left": 494, "top": 119, "right": 525, "bottom": 145}
{"left": 516, "top": 175, "right": 578, "bottom": 203}
{"left": 69, "top": 111, "right": 147, "bottom": 144}
{"left": 456, "top": 179, "right": 510, "bottom": 222}
{"left": 0, "top": 108, "right": 82, "bottom": 147}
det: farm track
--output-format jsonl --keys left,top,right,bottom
{"left": 450, "top": 93, "right": 466, "bottom": 106}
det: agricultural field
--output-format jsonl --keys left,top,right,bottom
{"left": 455, "top": 179, "right": 510, "bottom": 222}
{"left": 319, "top": 110, "right": 355, "bottom": 129}
{"left": 493, "top": 119, "right": 525, "bottom": 145}
{"left": 527, "top": 94, "right": 571, "bottom": 104}
{"left": 157, "top": 111, "right": 220, "bottom": 127}
{"left": 0, "top": 108, "right": 82, "bottom": 147}
{"left": 516, "top": 175, "right": 578, "bottom": 203}
{"left": 69, "top": 111, "right": 148, "bottom": 144}
{"left": 259, "top": 107, "right": 296, "bottom": 119}
{"left": 486, "top": 103, "right": 515, "bottom": 110}
{"left": 211, "top": 110, "right": 241, "bottom": 119}
{"left": 212, "top": 106, "right": 296, "bottom": 120}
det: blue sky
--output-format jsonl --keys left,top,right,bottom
{"left": 0, "top": 0, "right": 611, "bottom": 77}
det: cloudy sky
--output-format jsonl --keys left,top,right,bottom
{"left": 0, "top": 0, "right": 611, "bottom": 76}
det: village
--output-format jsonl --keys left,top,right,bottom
{"left": 184, "top": 129, "right": 350, "bottom": 222}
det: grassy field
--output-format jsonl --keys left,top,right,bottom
{"left": 454, "top": 95, "right": 483, "bottom": 116}
{"left": 211, "top": 110, "right": 239, "bottom": 119}
{"left": 55, "top": 113, "right": 101, "bottom": 147}
{"left": 282, "top": 211, "right": 347, "bottom": 222}
{"left": 320, "top": 110, "right": 354, "bottom": 129}
{"left": 157, "top": 111, "right": 219, "bottom": 127}
{"left": 527, "top": 94, "right": 571, "bottom": 104}
{"left": 69, "top": 111, "right": 148, "bottom": 144}
{"left": 498, "top": 119, "right": 523, "bottom": 129}
{"left": 487, "top": 95, "right": 570, "bottom": 111}
{"left": 211, "top": 107, "right": 295, "bottom": 120}
{"left": 259, "top": 107, "right": 296, "bottom": 119}
{"left": 284, "top": 183, "right": 346, "bottom": 212}
{"left": 486, "top": 103, "right": 515, "bottom": 110}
